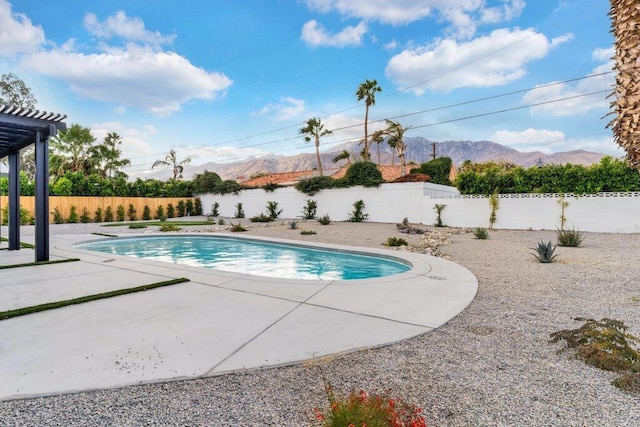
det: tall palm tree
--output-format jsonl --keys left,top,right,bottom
{"left": 332, "top": 149, "right": 351, "bottom": 166}
{"left": 89, "top": 132, "right": 131, "bottom": 178}
{"left": 356, "top": 79, "right": 382, "bottom": 161}
{"left": 152, "top": 149, "right": 191, "bottom": 180}
{"left": 385, "top": 119, "right": 410, "bottom": 175}
{"left": 299, "top": 117, "right": 332, "bottom": 176}
{"left": 608, "top": 0, "right": 640, "bottom": 168}
{"left": 370, "top": 129, "right": 386, "bottom": 164}
{"left": 50, "top": 124, "right": 97, "bottom": 175}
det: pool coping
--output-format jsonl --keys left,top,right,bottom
{"left": 0, "top": 232, "right": 478, "bottom": 401}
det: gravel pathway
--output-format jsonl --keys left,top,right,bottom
{"left": 1, "top": 220, "right": 639, "bottom": 426}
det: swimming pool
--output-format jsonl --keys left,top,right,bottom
{"left": 77, "top": 235, "right": 412, "bottom": 280}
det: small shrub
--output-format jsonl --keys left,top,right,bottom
{"left": 67, "top": 205, "right": 78, "bottom": 223}
{"left": 266, "top": 201, "right": 282, "bottom": 219}
{"left": 127, "top": 204, "right": 137, "bottom": 221}
{"left": 186, "top": 199, "right": 194, "bottom": 216}
{"left": 177, "top": 200, "right": 186, "bottom": 217}
{"left": 217, "top": 218, "right": 225, "bottom": 225}
{"left": 295, "top": 175, "right": 338, "bottom": 196}
{"left": 263, "top": 182, "right": 283, "bottom": 192}
{"left": 116, "top": 205, "right": 126, "bottom": 222}
{"left": 159, "top": 223, "right": 182, "bottom": 232}
{"left": 289, "top": 221, "right": 299, "bottom": 229}
{"left": 167, "top": 203, "right": 175, "bottom": 218}
{"left": 194, "top": 197, "right": 203, "bottom": 215}
{"left": 52, "top": 207, "right": 64, "bottom": 224}
{"left": 318, "top": 214, "right": 331, "bottom": 225}
{"left": 250, "top": 213, "right": 273, "bottom": 223}
{"left": 434, "top": 203, "right": 446, "bottom": 227}
{"left": 142, "top": 205, "right": 151, "bottom": 221}
{"left": 343, "top": 161, "right": 384, "bottom": 187}
{"left": 94, "top": 207, "right": 103, "bottom": 223}
{"left": 474, "top": 227, "right": 489, "bottom": 239}
{"left": 396, "top": 217, "right": 410, "bottom": 230}
{"left": 300, "top": 230, "right": 317, "bottom": 235}
{"left": 302, "top": 199, "right": 318, "bottom": 220}
{"left": 234, "top": 203, "right": 245, "bottom": 218}
{"left": 532, "top": 240, "right": 558, "bottom": 263}
{"left": 348, "top": 200, "right": 368, "bottom": 222}
{"left": 159, "top": 215, "right": 168, "bottom": 222}
{"left": 385, "top": 237, "right": 408, "bottom": 247}
{"left": 489, "top": 189, "right": 500, "bottom": 229}
{"left": 104, "top": 206, "right": 114, "bottom": 222}
{"left": 612, "top": 373, "right": 640, "bottom": 395}
{"left": 211, "top": 202, "right": 220, "bottom": 217}
{"left": 230, "top": 222, "right": 247, "bottom": 232}
{"left": 128, "top": 224, "right": 147, "bottom": 229}
{"left": 557, "top": 227, "right": 584, "bottom": 247}
{"left": 155, "top": 205, "right": 165, "bottom": 220}
{"left": 80, "top": 207, "right": 91, "bottom": 223}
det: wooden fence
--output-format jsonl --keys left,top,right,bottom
{"left": 0, "top": 196, "right": 197, "bottom": 223}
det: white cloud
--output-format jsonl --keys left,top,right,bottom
{"left": 0, "top": 0, "right": 45, "bottom": 57}
{"left": 254, "top": 97, "right": 306, "bottom": 121}
{"left": 20, "top": 43, "right": 232, "bottom": 115}
{"left": 383, "top": 39, "right": 398, "bottom": 50}
{"left": 386, "top": 28, "right": 570, "bottom": 94}
{"left": 491, "top": 128, "right": 566, "bottom": 152}
{"left": 305, "top": 0, "right": 432, "bottom": 25}
{"left": 301, "top": 20, "right": 367, "bottom": 47}
{"left": 592, "top": 47, "right": 614, "bottom": 62}
{"left": 90, "top": 121, "right": 158, "bottom": 162}
{"left": 83, "top": 11, "right": 175, "bottom": 45}
{"left": 321, "top": 113, "right": 387, "bottom": 146}
{"left": 522, "top": 47, "right": 614, "bottom": 117}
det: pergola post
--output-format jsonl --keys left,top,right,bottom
{"left": 34, "top": 126, "right": 52, "bottom": 261}
{"left": 7, "top": 150, "right": 20, "bottom": 250}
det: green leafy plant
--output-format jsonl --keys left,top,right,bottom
{"left": 250, "top": 213, "right": 273, "bottom": 223}
{"left": 127, "top": 203, "right": 137, "bottom": 221}
{"left": 104, "top": 206, "right": 114, "bottom": 222}
{"left": 314, "top": 387, "right": 426, "bottom": 427}
{"left": 385, "top": 237, "right": 408, "bottom": 247}
{"left": 217, "top": 218, "right": 225, "bottom": 225}
{"left": 186, "top": 199, "right": 194, "bottom": 216}
{"left": 295, "top": 175, "right": 339, "bottom": 196}
{"left": 302, "top": 199, "right": 318, "bottom": 220}
{"left": 67, "top": 205, "right": 78, "bottom": 223}
{"left": 116, "top": 204, "right": 126, "bottom": 222}
{"left": 348, "top": 199, "right": 368, "bottom": 222}
{"left": 128, "top": 223, "right": 147, "bottom": 229}
{"left": 532, "top": 240, "right": 558, "bottom": 263}
{"left": 300, "top": 230, "right": 316, "bottom": 235}
{"left": 234, "top": 202, "right": 245, "bottom": 218}
{"left": 474, "top": 227, "right": 489, "bottom": 239}
{"left": 262, "top": 182, "right": 283, "bottom": 192}
{"left": 94, "top": 207, "right": 103, "bottom": 223}
{"left": 211, "top": 202, "right": 220, "bottom": 217}
{"left": 230, "top": 222, "right": 247, "bottom": 232}
{"left": 80, "top": 207, "right": 91, "bottom": 223}
{"left": 194, "top": 197, "right": 203, "bottom": 215}
{"left": 550, "top": 317, "right": 640, "bottom": 395}
{"left": 177, "top": 200, "right": 186, "bottom": 217}
{"left": 52, "top": 207, "right": 64, "bottom": 224}
{"left": 396, "top": 217, "right": 410, "bottom": 230}
{"left": 318, "top": 214, "right": 331, "bottom": 225}
{"left": 155, "top": 205, "right": 165, "bottom": 220}
{"left": 159, "top": 223, "right": 182, "bottom": 232}
{"left": 266, "top": 201, "right": 282, "bottom": 219}
{"left": 558, "top": 196, "right": 569, "bottom": 230}
{"left": 167, "top": 203, "right": 175, "bottom": 218}
{"left": 433, "top": 203, "right": 446, "bottom": 227}
{"left": 343, "top": 161, "right": 384, "bottom": 187}
{"left": 142, "top": 205, "right": 152, "bottom": 221}
{"left": 557, "top": 227, "right": 584, "bottom": 247}
{"left": 488, "top": 188, "right": 500, "bottom": 229}
{"left": 289, "top": 220, "right": 299, "bottom": 229}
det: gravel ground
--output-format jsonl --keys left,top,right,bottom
{"left": 1, "top": 219, "right": 639, "bottom": 426}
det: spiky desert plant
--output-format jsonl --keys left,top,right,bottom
{"left": 607, "top": 0, "right": 640, "bottom": 167}
{"left": 532, "top": 241, "right": 558, "bottom": 263}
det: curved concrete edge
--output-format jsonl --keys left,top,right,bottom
{"left": 0, "top": 233, "right": 477, "bottom": 401}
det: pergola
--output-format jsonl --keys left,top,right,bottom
{"left": 0, "top": 105, "right": 67, "bottom": 261}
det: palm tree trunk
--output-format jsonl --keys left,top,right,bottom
{"left": 315, "top": 136, "right": 323, "bottom": 176}
{"left": 377, "top": 142, "right": 381, "bottom": 164}
{"left": 363, "top": 106, "right": 369, "bottom": 160}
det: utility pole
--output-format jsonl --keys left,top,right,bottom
{"left": 431, "top": 142, "right": 437, "bottom": 160}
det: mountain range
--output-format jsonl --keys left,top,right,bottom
{"left": 140, "top": 137, "right": 608, "bottom": 181}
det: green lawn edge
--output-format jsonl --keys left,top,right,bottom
{"left": 0, "top": 237, "right": 35, "bottom": 249}
{"left": 0, "top": 277, "right": 190, "bottom": 321}
{"left": 101, "top": 221, "right": 215, "bottom": 227}
{"left": 0, "top": 258, "right": 80, "bottom": 270}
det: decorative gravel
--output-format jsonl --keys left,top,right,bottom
{"left": 1, "top": 220, "right": 639, "bottom": 426}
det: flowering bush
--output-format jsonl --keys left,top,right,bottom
{"left": 315, "top": 388, "right": 427, "bottom": 427}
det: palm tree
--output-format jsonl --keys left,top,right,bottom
{"left": 608, "top": 0, "right": 640, "bottom": 168}
{"left": 332, "top": 149, "right": 351, "bottom": 166}
{"left": 152, "top": 149, "right": 191, "bottom": 180}
{"left": 385, "top": 119, "right": 410, "bottom": 175}
{"left": 89, "top": 132, "right": 131, "bottom": 178}
{"left": 50, "top": 124, "right": 97, "bottom": 175}
{"left": 299, "top": 117, "right": 332, "bottom": 176}
{"left": 370, "top": 129, "right": 386, "bottom": 164}
{"left": 356, "top": 79, "right": 382, "bottom": 161}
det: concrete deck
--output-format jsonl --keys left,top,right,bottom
{"left": 0, "top": 233, "right": 477, "bottom": 401}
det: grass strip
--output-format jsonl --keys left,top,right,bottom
{"left": 0, "top": 258, "right": 80, "bottom": 270}
{"left": 0, "top": 277, "right": 190, "bottom": 321}
{"left": 91, "top": 232, "right": 118, "bottom": 237}
{"left": 101, "top": 221, "right": 214, "bottom": 227}
{"left": 0, "top": 237, "right": 35, "bottom": 249}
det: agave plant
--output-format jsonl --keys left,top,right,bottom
{"left": 532, "top": 241, "right": 558, "bottom": 263}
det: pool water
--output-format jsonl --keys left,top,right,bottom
{"left": 77, "top": 236, "right": 411, "bottom": 280}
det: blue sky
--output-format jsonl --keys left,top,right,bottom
{"left": 0, "top": 0, "right": 620, "bottom": 177}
